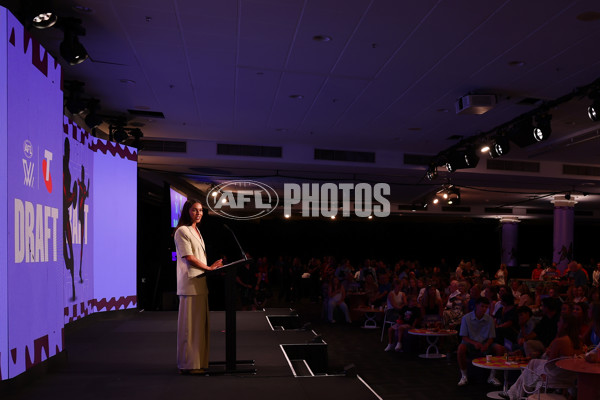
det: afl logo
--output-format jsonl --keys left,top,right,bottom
{"left": 207, "top": 180, "right": 279, "bottom": 220}
{"left": 23, "top": 140, "right": 33, "bottom": 159}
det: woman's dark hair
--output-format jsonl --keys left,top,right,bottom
{"left": 175, "top": 199, "right": 202, "bottom": 230}
{"left": 559, "top": 314, "right": 582, "bottom": 350}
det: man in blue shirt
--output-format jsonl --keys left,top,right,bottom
{"left": 457, "top": 297, "right": 504, "bottom": 386}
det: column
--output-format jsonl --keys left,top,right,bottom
{"left": 501, "top": 217, "right": 519, "bottom": 267}
{"left": 552, "top": 194, "right": 577, "bottom": 275}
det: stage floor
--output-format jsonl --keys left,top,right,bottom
{"left": 1, "top": 308, "right": 381, "bottom": 400}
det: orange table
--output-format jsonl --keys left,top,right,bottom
{"left": 408, "top": 328, "right": 457, "bottom": 359}
{"left": 556, "top": 357, "right": 600, "bottom": 400}
{"left": 472, "top": 356, "right": 529, "bottom": 399}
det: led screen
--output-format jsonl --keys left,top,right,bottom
{"left": 91, "top": 139, "right": 137, "bottom": 311}
{"left": 5, "top": 10, "right": 63, "bottom": 379}
{"left": 0, "top": 6, "right": 9, "bottom": 381}
{"left": 170, "top": 186, "right": 187, "bottom": 227}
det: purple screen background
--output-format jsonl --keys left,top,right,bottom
{"left": 0, "top": 6, "right": 9, "bottom": 381}
{"left": 1, "top": 7, "right": 137, "bottom": 380}
{"left": 170, "top": 187, "right": 187, "bottom": 228}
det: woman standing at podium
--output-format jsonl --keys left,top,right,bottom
{"left": 174, "top": 199, "right": 223, "bottom": 374}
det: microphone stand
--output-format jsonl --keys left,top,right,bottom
{"left": 208, "top": 224, "right": 256, "bottom": 374}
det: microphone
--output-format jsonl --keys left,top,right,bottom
{"left": 223, "top": 224, "right": 248, "bottom": 261}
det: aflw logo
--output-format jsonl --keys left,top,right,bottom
{"left": 22, "top": 140, "right": 53, "bottom": 193}
{"left": 23, "top": 159, "right": 35, "bottom": 187}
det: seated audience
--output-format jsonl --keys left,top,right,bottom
{"left": 327, "top": 277, "right": 351, "bottom": 323}
{"left": 420, "top": 284, "right": 443, "bottom": 325}
{"left": 513, "top": 306, "right": 536, "bottom": 355}
{"left": 384, "top": 295, "right": 421, "bottom": 352}
{"left": 457, "top": 297, "right": 503, "bottom": 387}
{"left": 494, "top": 292, "right": 518, "bottom": 351}
{"left": 385, "top": 279, "right": 406, "bottom": 321}
{"left": 583, "top": 301, "right": 600, "bottom": 347}
{"left": 524, "top": 297, "right": 561, "bottom": 358}
{"left": 502, "top": 315, "right": 584, "bottom": 400}
{"left": 444, "top": 281, "right": 469, "bottom": 329}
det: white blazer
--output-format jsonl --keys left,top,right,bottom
{"left": 174, "top": 225, "right": 208, "bottom": 295}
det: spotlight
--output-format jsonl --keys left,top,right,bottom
{"left": 446, "top": 186, "right": 460, "bottom": 205}
{"left": 445, "top": 148, "right": 479, "bottom": 172}
{"left": 588, "top": 93, "right": 600, "bottom": 121}
{"left": 533, "top": 113, "right": 552, "bottom": 141}
{"left": 59, "top": 18, "right": 88, "bottom": 65}
{"left": 84, "top": 99, "right": 102, "bottom": 129}
{"left": 112, "top": 127, "right": 128, "bottom": 143}
{"left": 60, "top": 32, "right": 88, "bottom": 65}
{"left": 84, "top": 113, "right": 103, "bottom": 129}
{"left": 130, "top": 128, "right": 144, "bottom": 149}
{"left": 508, "top": 114, "right": 551, "bottom": 147}
{"left": 488, "top": 136, "right": 510, "bottom": 158}
{"left": 32, "top": 12, "right": 58, "bottom": 29}
{"left": 426, "top": 164, "right": 438, "bottom": 180}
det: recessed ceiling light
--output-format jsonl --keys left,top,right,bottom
{"left": 289, "top": 94, "right": 304, "bottom": 99}
{"left": 119, "top": 79, "right": 136, "bottom": 85}
{"left": 313, "top": 35, "right": 332, "bottom": 42}
{"left": 508, "top": 60, "right": 526, "bottom": 67}
{"left": 72, "top": 5, "right": 95, "bottom": 14}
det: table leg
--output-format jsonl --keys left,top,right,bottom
{"left": 362, "top": 311, "right": 377, "bottom": 329}
{"left": 485, "top": 370, "right": 509, "bottom": 399}
{"left": 419, "top": 336, "right": 446, "bottom": 359}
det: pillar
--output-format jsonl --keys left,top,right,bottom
{"left": 552, "top": 194, "right": 576, "bottom": 275}
{"left": 501, "top": 217, "right": 519, "bottom": 267}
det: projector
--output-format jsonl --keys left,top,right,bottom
{"left": 455, "top": 94, "right": 496, "bottom": 115}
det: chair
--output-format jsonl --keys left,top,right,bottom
{"left": 522, "top": 357, "right": 577, "bottom": 400}
{"left": 380, "top": 307, "right": 396, "bottom": 341}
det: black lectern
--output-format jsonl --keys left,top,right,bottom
{"left": 207, "top": 225, "right": 256, "bottom": 374}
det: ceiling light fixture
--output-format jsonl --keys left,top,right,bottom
{"left": 445, "top": 148, "right": 479, "bottom": 172}
{"left": 588, "top": 92, "right": 600, "bottom": 121}
{"left": 32, "top": 12, "right": 58, "bottom": 29}
{"left": 59, "top": 18, "right": 88, "bottom": 65}
{"left": 488, "top": 135, "right": 510, "bottom": 158}
{"left": 426, "top": 164, "right": 438, "bottom": 180}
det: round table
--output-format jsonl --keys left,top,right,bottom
{"left": 407, "top": 328, "right": 457, "bottom": 359}
{"left": 472, "top": 356, "right": 530, "bottom": 399}
{"left": 556, "top": 357, "right": 600, "bottom": 400}
{"left": 353, "top": 306, "right": 385, "bottom": 329}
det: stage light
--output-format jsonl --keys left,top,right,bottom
{"left": 32, "top": 12, "right": 58, "bottom": 29}
{"left": 432, "top": 198, "right": 439, "bottom": 205}
{"left": 588, "top": 95, "right": 600, "bottom": 121}
{"left": 84, "top": 99, "right": 102, "bottom": 129}
{"left": 445, "top": 148, "right": 479, "bottom": 172}
{"left": 426, "top": 164, "right": 438, "bottom": 180}
{"left": 112, "top": 127, "right": 128, "bottom": 143}
{"left": 59, "top": 19, "right": 88, "bottom": 65}
{"left": 60, "top": 32, "right": 88, "bottom": 65}
{"left": 85, "top": 112, "right": 103, "bottom": 129}
{"left": 488, "top": 136, "right": 510, "bottom": 158}
{"left": 446, "top": 186, "right": 460, "bottom": 205}
{"left": 479, "top": 145, "right": 490, "bottom": 154}
{"left": 508, "top": 114, "right": 551, "bottom": 147}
